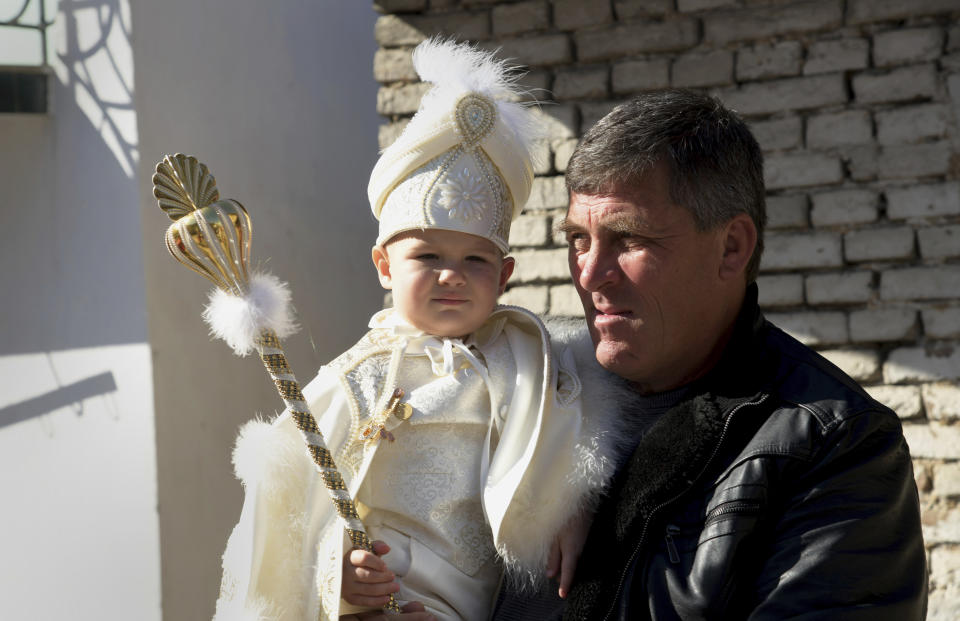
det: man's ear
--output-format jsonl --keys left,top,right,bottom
{"left": 498, "top": 256, "right": 516, "bottom": 295}
{"left": 718, "top": 214, "right": 757, "bottom": 281}
{"left": 371, "top": 245, "right": 393, "bottom": 289}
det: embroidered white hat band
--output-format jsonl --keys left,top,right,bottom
{"left": 367, "top": 39, "right": 543, "bottom": 253}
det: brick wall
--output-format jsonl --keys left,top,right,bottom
{"left": 371, "top": 1, "right": 960, "bottom": 616}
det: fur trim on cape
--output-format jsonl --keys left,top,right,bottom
{"left": 232, "top": 416, "right": 310, "bottom": 501}
{"left": 498, "top": 318, "right": 634, "bottom": 591}
{"left": 226, "top": 415, "right": 311, "bottom": 620}
{"left": 547, "top": 317, "right": 636, "bottom": 510}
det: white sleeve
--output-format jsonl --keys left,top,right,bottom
{"left": 485, "top": 337, "right": 585, "bottom": 580}
{"left": 212, "top": 368, "right": 351, "bottom": 620}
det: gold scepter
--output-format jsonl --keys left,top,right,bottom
{"left": 152, "top": 153, "right": 401, "bottom": 614}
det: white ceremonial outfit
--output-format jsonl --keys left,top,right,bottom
{"left": 214, "top": 305, "right": 597, "bottom": 621}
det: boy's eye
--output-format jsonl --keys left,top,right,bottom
{"left": 416, "top": 253, "right": 439, "bottom": 260}
{"left": 466, "top": 255, "right": 488, "bottom": 263}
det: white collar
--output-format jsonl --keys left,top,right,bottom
{"left": 368, "top": 307, "right": 507, "bottom": 350}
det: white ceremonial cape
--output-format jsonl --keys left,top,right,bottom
{"left": 213, "top": 306, "right": 625, "bottom": 621}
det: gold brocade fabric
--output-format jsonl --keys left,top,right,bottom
{"left": 214, "top": 307, "right": 595, "bottom": 621}
{"left": 357, "top": 340, "right": 509, "bottom": 576}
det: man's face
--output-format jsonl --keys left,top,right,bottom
{"left": 372, "top": 229, "right": 514, "bottom": 338}
{"left": 562, "top": 162, "right": 732, "bottom": 393}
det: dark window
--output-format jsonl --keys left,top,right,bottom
{"left": 0, "top": 69, "right": 47, "bottom": 112}
{"left": 1, "top": 0, "right": 54, "bottom": 112}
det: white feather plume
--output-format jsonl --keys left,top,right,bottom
{"left": 403, "top": 37, "right": 546, "bottom": 167}
{"left": 202, "top": 272, "right": 298, "bottom": 356}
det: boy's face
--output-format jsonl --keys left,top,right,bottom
{"left": 372, "top": 229, "right": 515, "bottom": 338}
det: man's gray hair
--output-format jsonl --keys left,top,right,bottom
{"left": 565, "top": 89, "right": 766, "bottom": 282}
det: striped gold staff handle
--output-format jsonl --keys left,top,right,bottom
{"left": 152, "top": 153, "right": 402, "bottom": 614}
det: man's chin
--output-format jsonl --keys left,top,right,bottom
{"left": 593, "top": 340, "right": 644, "bottom": 378}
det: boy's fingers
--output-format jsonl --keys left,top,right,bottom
{"left": 400, "top": 602, "right": 426, "bottom": 613}
{"left": 348, "top": 548, "right": 388, "bottom": 572}
{"left": 349, "top": 580, "right": 400, "bottom": 597}
{"left": 353, "top": 566, "right": 395, "bottom": 583}
{"left": 546, "top": 539, "right": 560, "bottom": 578}
{"left": 398, "top": 602, "right": 435, "bottom": 621}
{"left": 370, "top": 540, "right": 391, "bottom": 556}
{"left": 558, "top": 549, "right": 580, "bottom": 599}
{"left": 343, "top": 593, "right": 394, "bottom": 608}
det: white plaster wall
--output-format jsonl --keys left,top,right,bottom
{"left": 130, "top": 1, "right": 382, "bottom": 619}
{"left": 0, "top": 1, "right": 379, "bottom": 618}
{"left": 0, "top": 1, "right": 162, "bottom": 619}
{"left": 0, "top": 345, "right": 159, "bottom": 620}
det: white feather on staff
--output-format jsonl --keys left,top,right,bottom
{"left": 202, "top": 272, "right": 298, "bottom": 357}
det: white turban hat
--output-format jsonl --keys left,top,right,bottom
{"left": 368, "top": 39, "right": 544, "bottom": 253}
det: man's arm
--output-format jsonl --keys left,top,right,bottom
{"left": 750, "top": 410, "right": 927, "bottom": 619}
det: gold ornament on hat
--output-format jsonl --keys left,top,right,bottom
{"left": 454, "top": 93, "right": 496, "bottom": 147}
{"left": 152, "top": 154, "right": 402, "bottom": 614}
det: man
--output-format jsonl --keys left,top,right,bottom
{"left": 498, "top": 89, "right": 927, "bottom": 619}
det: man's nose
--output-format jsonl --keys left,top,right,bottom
{"left": 576, "top": 245, "right": 618, "bottom": 291}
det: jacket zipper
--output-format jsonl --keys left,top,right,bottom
{"left": 664, "top": 499, "right": 762, "bottom": 567}
{"left": 601, "top": 394, "right": 769, "bottom": 621}
{"left": 704, "top": 500, "right": 762, "bottom": 526}
{"left": 664, "top": 525, "right": 680, "bottom": 564}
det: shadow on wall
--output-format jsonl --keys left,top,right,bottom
{"left": 0, "top": 0, "right": 145, "bottom": 357}
{"left": 0, "top": 368, "right": 117, "bottom": 429}
{"left": 55, "top": 0, "right": 137, "bottom": 176}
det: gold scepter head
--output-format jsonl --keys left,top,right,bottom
{"left": 153, "top": 153, "right": 252, "bottom": 296}
{"left": 150, "top": 154, "right": 403, "bottom": 614}
{"left": 152, "top": 154, "right": 295, "bottom": 356}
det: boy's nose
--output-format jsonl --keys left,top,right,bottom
{"left": 437, "top": 266, "right": 466, "bottom": 286}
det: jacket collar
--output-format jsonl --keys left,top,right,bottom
{"left": 567, "top": 286, "right": 780, "bottom": 618}
{"left": 603, "top": 283, "right": 774, "bottom": 545}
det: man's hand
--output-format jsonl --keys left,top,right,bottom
{"left": 342, "top": 540, "right": 401, "bottom": 608}
{"left": 546, "top": 510, "right": 592, "bottom": 598}
{"left": 340, "top": 600, "right": 435, "bottom": 621}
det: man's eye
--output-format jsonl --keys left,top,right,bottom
{"left": 566, "top": 233, "right": 589, "bottom": 250}
{"left": 622, "top": 235, "right": 654, "bottom": 250}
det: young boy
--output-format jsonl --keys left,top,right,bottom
{"left": 212, "top": 40, "right": 617, "bottom": 621}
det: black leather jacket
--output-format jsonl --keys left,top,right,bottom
{"left": 564, "top": 285, "right": 927, "bottom": 621}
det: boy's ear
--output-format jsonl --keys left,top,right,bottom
{"left": 498, "top": 256, "right": 515, "bottom": 295}
{"left": 371, "top": 245, "right": 393, "bottom": 289}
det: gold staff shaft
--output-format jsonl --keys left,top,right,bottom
{"left": 256, "top": 330, "right": 400, "bottom": 606}
{"left": 153, "top": 154, "right": 401, "bottom": 614}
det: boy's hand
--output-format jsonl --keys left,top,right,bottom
{"left": 342, "top": 540, "right": 401, "bottom": 608}
{"left": 546, "top": 510, "right": 592, "bottom": 599}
